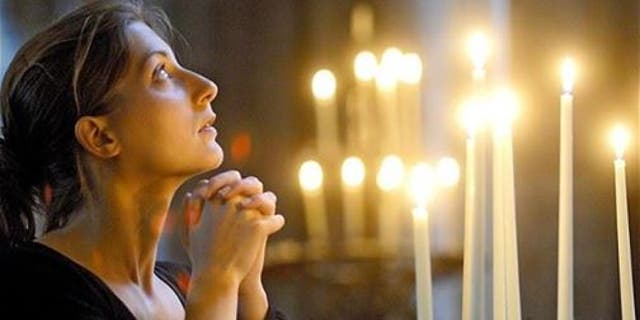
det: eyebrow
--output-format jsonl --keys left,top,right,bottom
{"left": 143, "top": 50, "right": 171, "bottom": 63}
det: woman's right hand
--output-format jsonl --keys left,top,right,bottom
{"left": 180, "top": 171, "right": 284, "bottom": 319}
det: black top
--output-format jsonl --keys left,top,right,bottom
{"left": 0, "top": 241, "right": 286, "bottom": 319}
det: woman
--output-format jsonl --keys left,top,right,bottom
{"left": 0, "top": 0, "right": 286, "bottom": 319}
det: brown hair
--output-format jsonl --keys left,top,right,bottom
{"left": 0, "top": 0, "right": 175, "bottom": 245}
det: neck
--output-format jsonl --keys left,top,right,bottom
{"left": 40, "top": 174, "right": 184, "bottom": 292}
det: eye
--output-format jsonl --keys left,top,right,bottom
{"left": 153, "top": 63, "right": 171, "bottom": 81}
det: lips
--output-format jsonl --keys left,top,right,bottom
{"left": 198, "top": 117, "right": 216, "bottom": 133}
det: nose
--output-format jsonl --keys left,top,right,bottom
{"left": 191, "top": 72, "right": 218, "bottom": 108}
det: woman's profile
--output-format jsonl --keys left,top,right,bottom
{"left": 0, "top": 0, "right": 286, "bottom": 319}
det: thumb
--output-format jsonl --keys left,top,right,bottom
{"left": 180, "top": 192, "right": 204, "bottom": 248}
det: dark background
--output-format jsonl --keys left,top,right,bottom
{"left": 1, "top": 0, "right": 639, "bottom": 318}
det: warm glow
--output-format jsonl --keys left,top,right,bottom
{"left": 354, "top": 51, "right": 378, "bottom": 81}
{"left": 399, "top": 53, "right": 423, "bottom": 84}
{"left": 561, "top": 58, "right": 576, "bottom": 93}
{"left": 611, "top": 125, "right": 630, "bottom": 159}
{"left": 341, "top": 156, "right": 366, "bottom": 187}
{"left": 436, "top": 157, "right": 460, "bottom": 187}
{"left": 408, "top": 162, "right": 436, "bottom": 208}
{"left": 376, "top": 154, "right": 405, "bottom": 191}
{"left": 311, "top": 69, "right": 336, "bottom": 100}
{"left": 460, "top": 98, "right": 483, "bottom": 136}
{"left": 491, "top": 88, "right": 519, "bottom": 129}
{"left": 376, "top": 47, "right": 403, "bottom": 90}
{"left": 299, "top": 160, "right": 324, "bottom": 191}
{"left": 467, "top": 32, "right": 490, "bottom": 70}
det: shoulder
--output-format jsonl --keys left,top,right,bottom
{"left": 155, "top": 261, "right": 191, "bottom": 307}
{"left": 0, "top": 242, "right": 133, "bottom": 318}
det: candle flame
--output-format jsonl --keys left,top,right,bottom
{"left": 436, "top": 157, "right": 460, "bottom": 187}
{"left": 467, "top": 32, "right": 490, "bottom": 70}
{"left": 376, "top": 47, "right": 403, "bottom": 91}
{"left": 376, "top": 154, "right": 405, "bottom": 191}
{"left": 460, "top": 98, "right": 483, "bottom": 136}
{"left": 491, "top": 88, "right": 519, "bottom": 130}
{"left": 354, "top": 51, "right": 378, "bottom": 81}
{"left": 341, "top": 156, "right": 366, "bottom": 187}
{"left": 611, "top": 125, "right": 630, "bottom": 159}
{"left": 561, "top": 58, "right": 576, "bottom": 93}
{"left": 299, "top": 160, "right": 324, "bottom": 191}
{"left": 408, "top": 162, "right": 436, "bottom": 208}
{"left": 399, "top": 53, "right": 423, "bottom": 84}
{"left": 311, "top": 69, "right": 336, "bottom": 100}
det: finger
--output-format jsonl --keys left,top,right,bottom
{"left": 220, "top": 176, "right": 263, "bottom": 200}
{"left": 258, "top": 214, "right": 285, "bottom": 235}
{"left": 185, "top": 192, "right": 205, "bottom": 228}
{"left": 237, "top": 192, "right": 276, "bottom": 216}
{"left": 204, "top": 170, "right": 242, "bottom": 198}
{"left": 180, "top": 193, "right": 194, "bottom": 247}
{"left": 192, "top": 179, "right": 210, "bottom": 199}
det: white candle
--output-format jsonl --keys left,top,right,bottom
{"left": 492, "top": 116, "right": 506, "bottom": 320}
{"left": 558, "top": 58, "right": 575, "bottom": 320}
{"left": 611, "top": 126, "right": 636, "bottom": 320}
{"left": 413, "top": 207, "right": 433, "bottom": 320}
{"left": 341, "top": 156, "right": 366, "bottom": 241}
{"left": 376, "top": 48, "right": 403, "bottom": 153}
{"left": 353, "top": 51, "right": 377, "bottom": 155}
{"left": 460, "top": 100, "right": 485, "bottom": 320}
{"left": 503, "top": 123, "right": 522, "bottom": 320}
{"left": 376, "top": 154, "right": 405, "bottom": 252}
{"left": 398, "top": 53, "right": 423, "bottom": 160}
{"left": 299, "top": 160, "right": 328, "bottom": 244}
{"left": 408, "top": 163, "right": 437, "bottom": 320}
{"left": 312, "top": 69, "right": 339, "bottom": 158}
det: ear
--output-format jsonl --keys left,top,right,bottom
{"left": 74, "top": 116, "right": 121, "bottom": 159}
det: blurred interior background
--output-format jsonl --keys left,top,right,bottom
{"left": 1, "top": 0, "right": 639, "bottom": 318}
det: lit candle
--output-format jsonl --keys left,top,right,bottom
{"left": 398, "top": 52, "right": 423, "bottom": 160}
{"left": 460, "top": 99, "right": 485, "bottom": 320}
{"left": 408, "top": 163, "right": 437, "bottom": 320}
{"left": 376, "top": 48, "right": 403, "bottom": 153}
{"left": 466, "top": 33, "right": 489, "bottom": 320}
{"left": 341, "top": 156, "right": 366, "bottom": 242}
{"left": 311, "top": 69, "right": 339, "bottom": 158}
{"left": 558, "top": 58, "right": 575, "bottom": 320}
{"left": 298, "top": 160, "right": 328, "bottom": 245}
{"left": 611, "top": 125, "right": 636, "bottom": 320}
{"left": 352, "top": 51, "right": 378, "bottom": 155}
{"left": 491, "top": 92, "right": 506, "bottom": 320}
{"left": 376, "top": 154, "right": 405, "bottom": 252}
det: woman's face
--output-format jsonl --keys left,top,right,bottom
{"left": 106, "top": 21, "right": 222, "bottom": 178}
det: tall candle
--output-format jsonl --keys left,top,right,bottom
{"left": 376, "top": 48, "right": 402, "bottom": 153}
{"left": 492, "top": 113, "right": 506, "bottom": 320}
{"left": 408, "top": 163, "right": 436, "bottom": 320}
{"left": 311, "top": 69, "right": 339, "bottom": 159}
{"left": 299, "top": 160, "right": 328, "bottom": 244}
{"left": 341, "top": 156, "right": 366, "bottom": 241}
{"left": 398, "top": 53, "right": 423, "bottom": 160}
{"left": 353, "top": 51, "right": 378, "bottom": 155}
{"left": 558, "top": 58, "right": 575, "bottom": 320}
{"left": 376, "top": 154, "right": 405, "bottom": 252}
{"left": 461, "top": 100, "right": 485, "bottom": 320}
{"left": 611, "top": 126, "right": 636, "bottom": 320}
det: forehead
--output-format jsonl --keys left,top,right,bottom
{"left": 125, "top": 21, "right": 174, "bottom": 64}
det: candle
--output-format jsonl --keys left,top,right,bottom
{"left": 376, "top": 48, "right": 403, "bottom": 153}
{"left": 376, "top": 154, "right": 405, "bottom": 252}
{"left": 311, "top": 69, "right": 339, "bottom": 158}
{"left": 352, "top": 51, "right": 378, "bottom": 155}
{"left": 341, "top": 156, "right": 366, "bottom": 242}
{"left": 398, "top": 52, "right": 423, "bottom": 160}
{"left": 492, "top": 103, "right": 506, "bottom": 320}
{"left": 558, "top": 58, "right": 575, "bottom": 320}
{"left": 611, "top": 126, "right": 636, "bottom": 320}
{"left": 466, "top": 32, "right": 490, "bottom": 320}
{"left": 408, "top": 163, "right": 437, "bottom": 320}
{"left": 460, "top": 99, "right": 485, "bottom": 320}
{"left": 299, "top": 160, "right": 328, "bottom": 245}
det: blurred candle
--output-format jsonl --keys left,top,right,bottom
{"left": 352, "top": 51, "right": 377, "bottom": 154}
{"left": 376, "top": 154, "right": 405, "bottom": 251}
{"left": 460, "top": 100, "right": 485, "bottom": 320}
{"left": 468, "top": 32, "right": 490, "bottom": 84}
{"left": 611, "top": 126, "right": 636, "bottom": 320}
{"left": 398, "top": 52, "right": 423, "bottom": 159}
{"left": 299, "top": 160, "right": 328, "bottom": 244}
{"left": 558, "top": 58, "right": 575, "bottom": 320}
{"left": 341, "top": 156, "right": 366, "bottom": 241}
{"left": 408, "top": 163, "right": 436, "bottom": 320}
{"left": 311, "top": 69, "right": 338, "bottom": 158}
{"left": 376, "top": 48, "right": 403, "bottom": 153}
